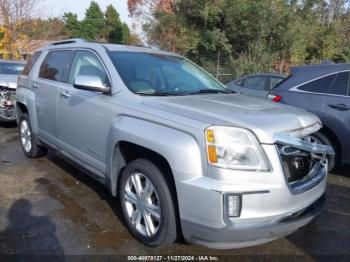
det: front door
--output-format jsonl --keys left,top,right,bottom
{"left": 56, "top": 50, "right": 112, "bottom": 173}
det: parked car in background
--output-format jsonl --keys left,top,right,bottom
{"left": 16, "top": 39, "right": 332, "bottom": 249}
{"left": 0, "top": 59, "right": 26, "bottom": 122}
{"left": 269, "top": 63, "right": 350, "bottom": 171}
{"left": 226, "top": 73, "right": 285, "bottom": 99}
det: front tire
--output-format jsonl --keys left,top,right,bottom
{"left": 119, "top": 159, "right": 178, "bottom": 247}
{"left": 19, "top": 113, "right": 47, "bottom": 158}
{"left": 310, "top": 131, "right": 336, "bottom": 172}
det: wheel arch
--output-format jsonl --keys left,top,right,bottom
{"left": 320, "top": 124, "right": 342, "bottom": 166}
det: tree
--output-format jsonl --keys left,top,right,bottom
{"left": 63, "top": 12, "right": 83, "bottom": 38}
{"left": 82, "top": 1, "right": 105, "bottom": 40}
{"left": 61, "top": 2, "right": 134, "bottom": 45}
{"left": 131, "top": 0, "right": 350, "bottom": 79}
{"left": 128, "top": 0, "right": 174, "bottom": 19}
{"left": 0, "top": 0, "right": 42, "bottom": 59}
{"left": 104, "top": 4, "right": 123, "bottom": 43}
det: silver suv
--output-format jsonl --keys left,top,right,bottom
{"left": 16, "top": 39, "right": 333, "bottom": 249}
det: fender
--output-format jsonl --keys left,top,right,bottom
{"left": 16, "top": 87, "right": 39, "bottom": 134}
{"left": 106, "top": 115, "right": 203, "bottom": 196}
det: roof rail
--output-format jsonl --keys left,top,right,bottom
{"left": 50, "top": 38, "right": 87, "bottom": 46}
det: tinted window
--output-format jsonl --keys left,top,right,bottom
{"left": 0, "top": 62, "right": 25, "bottom": 75}
{"left": 328, "top": 72, "right": 349, "bottom": 96}
{"left": 69, "top": 51, "right": 110, "bottom": 87}
{"left": 22, "top": 51, "right": 42, "bottom": 76}
{"left": 270, "top": 77, "right": 284, "bottom": 89}
{"left": 39, "top": 51, "right": 75, "bottom": 83}
{"left": 244, "top": 76, "right": 267, "bottom": 90}
{"left": 298, "top": 74, "right": 336, "bottom": 93}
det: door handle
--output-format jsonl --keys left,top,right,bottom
{"left": 60, "top": 90, "right": 71, "bottom": 99}
{"left": 33, "top": 83, "right": 39, "bottom": 89}
{"left": 328, "top": 104, "right": 349, "bottom": 111}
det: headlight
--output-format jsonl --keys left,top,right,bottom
{"left": 205, "top": 126, "right": 269, "bottom": 171}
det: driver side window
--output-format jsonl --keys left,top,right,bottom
{"left": 69, "top": 51, "right": 110, "bottom": 87}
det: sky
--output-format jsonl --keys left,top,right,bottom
{"left": 43, "top": 0, "right": 132, "bottom": 25}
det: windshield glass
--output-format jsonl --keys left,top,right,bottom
{"left": 0, "top": 62, "right": 25, "bottom": 75}
{"left": 108, "top": 51, "right": 229, "bottom": 95}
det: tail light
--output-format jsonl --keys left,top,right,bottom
{"left": 268, "top": 94, "right": 282, "bottom": 102}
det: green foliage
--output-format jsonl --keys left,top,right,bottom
{"left": 82, "top": 1, "right": 105, "bottom": 40}
{"left": 63, "top": 13, "right": 82, "bottom": 37}
{"left": 104, "top": 4, "right": 123, "bottom": 43}
{"left": 141, "top": 0, "right": 350, "bottom": 79}
{"left": 62, "top": 1, "right": 131, "bottom": 44}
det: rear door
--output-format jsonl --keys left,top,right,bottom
{"left": 35, "top": 50, "right": 75, "bottom": 141}
{"left": 324, "top": 71, "right": 350, "bottom": 164}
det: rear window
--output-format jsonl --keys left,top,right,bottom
{"left": 0, "top": 62, "right": 25, "bottom": 75}
{"left": 22, "top": 51, "right": 42, "bottom": 76}
{"left": 39, "top": 51, "right": 75, "bottom": 83}
{"left": 327, "top": 72, "right": 349, "bottom": 96}
{"left": 298, "top": 74, "right": 336, "bottom": 94}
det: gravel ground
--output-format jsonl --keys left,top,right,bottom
{"left": 0, "top": 122, "right": 349, "bottom": 260}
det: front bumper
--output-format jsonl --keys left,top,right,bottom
{"left": 176, "top": 144, "right": 328, "bottom": 249}
{"left": 182, "top": 194, "right": 325, "bottom": 249}
{"left": 0, "top": 87, "right": 16, "bottom": 122}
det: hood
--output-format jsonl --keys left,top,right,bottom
{"left": 142, "top": 94, "right": 320, "bottom": 144}
{"left": 0, "top": 74, "right": 18, "bottom": 89}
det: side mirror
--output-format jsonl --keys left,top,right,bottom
{"left": 73, "top": 75, "right": 110, "bottom": 94}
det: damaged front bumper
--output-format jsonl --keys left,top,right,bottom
{"left": 274, "top": 132, "right": 335, "bottom": 194}
{"left": 0, "top": 86, "right": 17, "bottom": 121}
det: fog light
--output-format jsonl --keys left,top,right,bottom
{"left": 225, "top": 194, "right": 241, "bottom": 217}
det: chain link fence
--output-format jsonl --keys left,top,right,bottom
{"left": 186, "top": 52, "right": 326, "bottom": 84}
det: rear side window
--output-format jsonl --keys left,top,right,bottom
{"left": 39, "top": 51, "right": 75, "bottom": 83}
{"left": 327, "top": 72, "right": 349, "bottom": 96}
{"left": 298, "top": 74, "right": 336, "bottom": 94}
{"left": 244, "top": 76, "right": 268, "bottom": 90}
{"left": 270, "top": 77, "right": 284, "bottom": 89}
{"left": 22, "top": 51, "right": 42, "bottom": 76}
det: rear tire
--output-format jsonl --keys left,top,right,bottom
{"left": 19, "top": 113, "right": 47, "bottom": 158}
{"left": 119, "top": 159, "right": 178, "bottom": 247}
{"left": 310, "top": 131, "right": 336, "bottom": 172}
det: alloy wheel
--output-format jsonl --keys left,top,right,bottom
{"left": 123, "top": 172, "right": 161, "bottom": 237}
{"left": 20, "top": 120, "right": 32, "bottom": 153}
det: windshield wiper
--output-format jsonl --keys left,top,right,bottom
{"left": 135, "top": 91, "right": 185, "bottom": 96}
{"left": 186, "top": 89, "right": 234, "bottom": 95}
{"left": 135, "top": 89, "right": 234, "bottom": 96}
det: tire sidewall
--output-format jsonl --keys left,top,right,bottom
{"left": 311, "top": 132, "right": 336, "bottom": 172}
{"left": 119, "top": 159, "right": 177, "bottom": 247}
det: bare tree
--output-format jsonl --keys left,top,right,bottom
{"left": 0, "top": 0, "right": 42, "bottom": 59}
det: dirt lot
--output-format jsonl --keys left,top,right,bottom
{"left": 0, "top": 122, "right": 349, "bottom": 259}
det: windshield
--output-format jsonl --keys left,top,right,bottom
{"left": 0, "top": 62, "right": 25, "bottom": 75}
{"left": 108, "top": 51, "right": 229, "bottom": 95}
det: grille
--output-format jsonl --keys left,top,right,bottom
{"left": 0, "top": 87, "right": 17, "bottom": 120}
